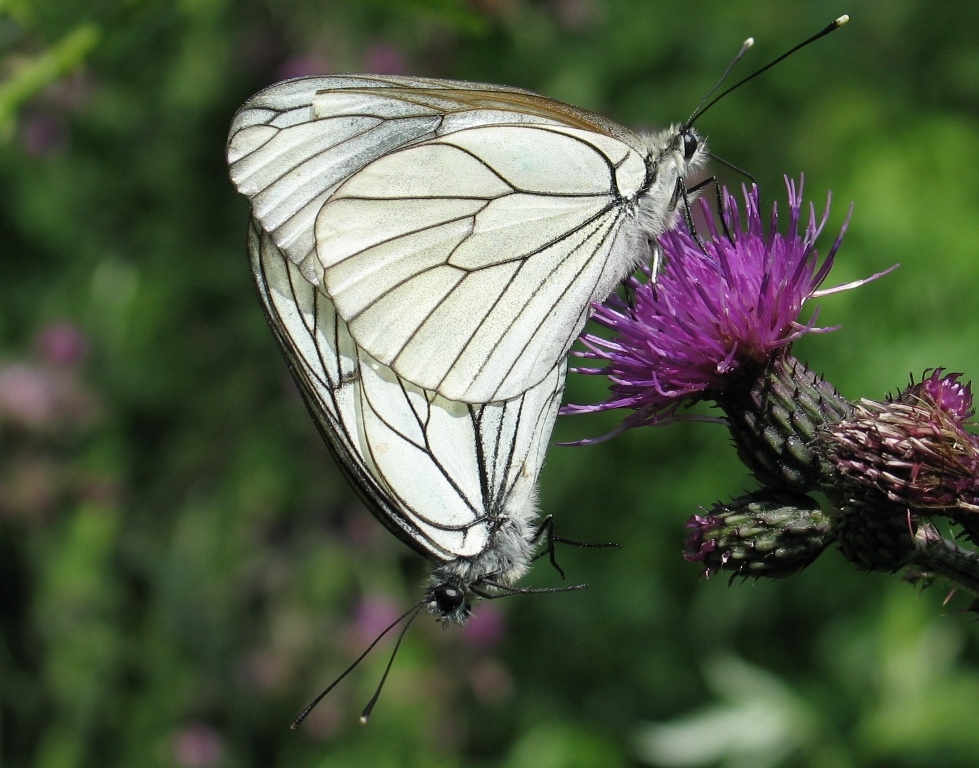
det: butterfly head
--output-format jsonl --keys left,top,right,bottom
{"left": 671, "top": 124, "right": 708, "bottom": 177}
{"left": 635, "top": 124, "right": 708, "bottom": 237}
{"left": 681, "top": 128, "right": 701, "bottom": 163}
{"left": 425, "top": 578, "right": 473, "bottom": 625}
{"left": 639, "top": 124, "right": 708, "bottom": 185}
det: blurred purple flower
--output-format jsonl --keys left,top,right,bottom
{"left": 35, "top": 322, "right": 88, "bottom": 368}
{"left": 17, "top": 72, "right": 93, "bottom": 157}
{"left": 457, "top": 602, "right": 505, "bottom": 650}
{"left": 277, "top": 53, "right": 331, "bottom": 80}
{"left": 364, "top": 43, "right": 406, "bottom": 75}
{"left": 171, "top": 724, "right": 224, "bottom": 768}
{"left": 352, "top": 595, "right": 403, "bottom": 646}
{"left": 564, "top": 178, "right": 874, "bottom": 439}
{"left": 0, "top": 323, "right": 98, "bottom": 430}
{"left": 0, "top": 363, "right": 60, "bottom": 428}
{"left": 0, "top": 360, "right": 98, "bottom": 430}
{"left": 19, "top": 113, "right": 69, "bottom": 157}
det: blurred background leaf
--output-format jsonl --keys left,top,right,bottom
{"left": 2, "top": 1, "right": 978, "bottom": 766}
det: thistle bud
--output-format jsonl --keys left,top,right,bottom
{"left": 717, "top": 353, "right": 851, "bottom": 491}
{"left": 684, "top": 491, "right": 832, "bottom": 579}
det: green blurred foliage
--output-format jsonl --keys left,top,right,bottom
{"left": 2, "top": 0, "right": 979, "bottom": 766}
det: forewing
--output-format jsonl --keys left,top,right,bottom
{"left": 228, "top": 75, "right": 641, "bottom": 285}
{"left": 318, "top": 123, "right": 646, "bottom": 402}
{"left": 249, "top": 217, "right": 564, "bottom": 562}
{"left": 231, "top": 76, "right": 446, "bottom": 286}
{"left": 229, "top": 75, "right": 647, "bottom": 402}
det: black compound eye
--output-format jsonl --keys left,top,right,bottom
{"left": 434, "top": 585, "right": 466, "bottom": 614}
{"left": 682, "top": 130, "right": 699, "bottom": 160}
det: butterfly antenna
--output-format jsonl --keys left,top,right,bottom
{"left": 290, "top": 600, "right": 425, "bottom": 730}
{"left": 687, "top": 14, "right": 850, "bottom": 127}
{"left": 685, "top": 36, "right": 755, "bottom": 126}
{"left": 359, "top": 608, "right": 421, "bottom": 724}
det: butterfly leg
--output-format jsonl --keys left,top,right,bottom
{"left": 691, "top": 176, "right": 735, "bottom": 243}
{"left": 531, "top": 515, "right": 620, "bottom": 580}
{"left": 692, "top": 153, "right": 758, "bottom": 243}
{"left": 671, "top": 176, "right": 708, "bottom": 251}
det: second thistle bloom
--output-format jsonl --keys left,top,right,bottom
{"left": 819, "top": 370, "right": 979, "bottom": 536}
{"left": 684, "top": 491, "right": 832, "bottom": 579}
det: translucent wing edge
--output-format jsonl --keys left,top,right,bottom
{"left": 248, "top": 217, "right": 440, "bottom": 560}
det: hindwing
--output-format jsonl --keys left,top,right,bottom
{"left": 248, "top": 217, "right": 566, "bottom": 562}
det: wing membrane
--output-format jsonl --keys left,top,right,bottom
{"left": 249, "top": 217, "right": 566, "bottom": 562}
{"left": 228, "top": 75, "right": 649, "bottom": 402}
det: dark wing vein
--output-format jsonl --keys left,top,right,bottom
{"left": 351, "top": 194, "right": 616, "bottom": 390}
{"left": 429, "top": 208, "right": 622, "bottom": 397}
{"left": 249, "top": 219, "right": 456, "bottom": 560}
{"left": 356, "top": 369, "right": 484, "bottom": 531}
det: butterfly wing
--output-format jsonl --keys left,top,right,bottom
{"left": 230, "top": 75, "right": 650, "bottom": 403}
{"left": 249, "top": 217, "right": 566, "bottom": 562}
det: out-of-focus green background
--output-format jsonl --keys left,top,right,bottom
{"left": 3, "top": 1, "right": 979, "bottom": 766}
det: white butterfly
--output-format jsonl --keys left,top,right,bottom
{"left": 249, "top": 218, "right": 567, "bottom": 625}
{"left": 227, "top": 74, "right": 707, "bottom": 404}
{"left": 230, "top": 74, "right": 707, "bottom": 627}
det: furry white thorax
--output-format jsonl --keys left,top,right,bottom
{"left": 637, "top": 124, "right": 708, "bottom": 238}
{"left": 585, "top": 123, "right": 709, "bottom": 327}
{"left": 424, "top": 485, "right": 541, "bottom": 625}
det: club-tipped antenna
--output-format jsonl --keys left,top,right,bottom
{"left": 685, "top": 37, "right": 755, "bottom": 129}
{"left": 290, "top": 600, "right": 425, "bottom": 730}
{"left": 359, "top": 608, "right": 421, "bottom": 724}
{"left": 686, "top": 15, "right": 850, "bottom": 127}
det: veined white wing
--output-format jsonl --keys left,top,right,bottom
{"left": 249, "top": 217, "right": 565, "bottom": 622}
{"left": 229, "top": 75, "right": 706, "bottom": 403}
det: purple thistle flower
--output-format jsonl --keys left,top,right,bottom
{"left": 171, "top": 724, "right": 225, "bottom": 768}
{"left": 565, "top": 178, "right": 861, "bottom": 437}
{"left": 351, "top": 595, "right": 403, "bottom": 647}
{"left": 558, "top": 175, "right": 979, "bottom": 600}
{"left": 901, "top": 368, "right": 974, "bottom": 423}
{"left": 458, "top": 603, "right": 506, "bottom": 651}
{"left": 819, "top": 371, "right": 979, "bottom": 517}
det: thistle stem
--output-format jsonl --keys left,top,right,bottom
{"left": 910, "top": 524, "right": 979, "bottom": 599}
